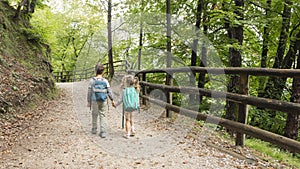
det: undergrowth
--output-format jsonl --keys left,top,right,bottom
{"left": 245, "top": 139, "right": 300, "bottom": 169}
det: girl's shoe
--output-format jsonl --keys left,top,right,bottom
{"left": 130, "top": 132, "right": 135, "bottom": 137}
{"left": 123, "top": 133, "right": 130, "bottom": 139}
{"left": 130, "top": 126, "right": 135, "bottom": 137}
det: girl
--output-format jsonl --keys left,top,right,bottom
{"left": 116, "top": 75, "right": 140, "bottom": 139}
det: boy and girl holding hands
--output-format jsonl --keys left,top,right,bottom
{"left": 87, "top": 63, "right": 140, "bottom": 139}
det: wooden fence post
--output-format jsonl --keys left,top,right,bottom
{"left": 165, "top": 72, "right": 173, "bottom": 117}
{"left": 142, "top": 73, "right": 147, "bottom": 106}
{"left": 236, "top": 73, "right": 249, "bottom": 146}
{"left": 84, "top": 69, "right": 87, "bottom": 80}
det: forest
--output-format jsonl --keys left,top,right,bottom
{"left": 5, "top": 0, "right": 300, "bottom": 144}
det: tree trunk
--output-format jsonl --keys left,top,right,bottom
{"left": 198, "top": 1, "right": 208, "bottom": 105}
{"left": 107, "top": 0, "right": 114, "bottom": 80}
{"left": 190, "top": 0, "right": 203, "bottom": 106}
{"left": 14, "top": 0, "right": 27, "bottom": 18}
{"left": 285, "top": 76, "right": 300, "bottom": 140}
{"left": 137, "top": 24, "right": 143, "bottom": 70}
{"left": 273, "top": 0, "right": 292, "bottom": 69}
{"left": 165, "top": 0, "right": 172, "bottom": 117}
{"left": 137, "top": 0, "right": 144, "bottom": 70}
{"left": 261, "top": 0, "right": 292, "bottom": 100}
{"left": 261, "top": 0, "right": 271, "bottom": 68}
{"left": 29, "top": 0, "right": 38, "bottom": 13}
{"left": 225, "top": 0, "right": 244, "bottom": 124}
{"left": 284, "top": 31, "right": 300, "bottom": 140}
{"left": 166, "top": 0, "right": 171, "bottom": 69}
{"left": 24, "top": 0, "right": 30, "bottom": 14}
{"left": 258, "top": 0, "right": 272, "bottom": 97}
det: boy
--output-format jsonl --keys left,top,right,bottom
{"left": 87, "top": 63, "right": 115, "bottom": 138}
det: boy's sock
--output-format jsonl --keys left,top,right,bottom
{"left": 92, "top": 128, "right": 97, "bottom": 134}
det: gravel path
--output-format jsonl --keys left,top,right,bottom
{"left": 0, "top": 80, "right": 289, "bottom": 169}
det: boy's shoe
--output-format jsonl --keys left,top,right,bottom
{"left": 92, "top": 128, "right": 97, "bottom": 134}
{"left": 99, "top": 132, "right": 106, "bottom": 138}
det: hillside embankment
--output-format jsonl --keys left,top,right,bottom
{"left": 0, "top": 1, "right": 55, "bottom": 152}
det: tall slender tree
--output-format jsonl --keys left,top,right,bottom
{"left": 258, "top": 0, "right": 273, "bottom": 99}
{"left": 261, "top": 0, "right": 272, "bottom": 68}
{"left": 225, "top": 0, "right": 244, "bottom": 124}
{"left": 137, "top": 0, "right": 144, "bottom": 70}
{"left": 284, "top": 30, "right": 300, "bottom": 140}
{"left": 189, "top": 0, "right": 203, "bottom": 105}
{"left": 165, "top": 0, "right": 172, "bottom": 117}
{"left": 107, "top": 0, "right": 114, "bottom": 79}
{"left": 261, "top": 0, "right": 292, "bottom": 101}
{"left": 198, "top": 0, "right": 208, "bottom": 104}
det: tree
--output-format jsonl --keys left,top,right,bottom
{"left": 137, "top": 0, "right": 144, "bottom": 70}
{"left": 225, "top": 0, "right": 244, "bottom": 124}
{"left": 257, "top": 0, "right": 273, "bottom": 101}
{"left": 198, "top": 0, "right": 208, "bottom": 105}
{"left": 14, "top": 0, "right": 38, "bottom": 18}
{"left": 165, "top": 0, "right": 172, "bottom": 117}
{"left": 31, "top": 0, "right": 105, "bottom": 75}
{"left": 256, "top": 0, "right": 294, "bottom": 134}
{"left": 189, "top": 0, "right": 202, "bottom": 105}
{"left": 261, "top": 0, "right": 272, "bottom": 68}
{"left": 107, "top": 0, "right": 114, "bottom": 80}
{"left": 260, "top": 0, "right": 292, "bottom": 101}
{"left": 284, "top": 30, "right": 300, "bottom": 140}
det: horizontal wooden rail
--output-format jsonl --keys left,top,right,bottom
{"left": 142, "top": 95, "right": 300, "bottom": 154}
{"left": 134, "top": 66, "right": 300, "bottom": 151}
{"left": 130, "top": 67, "right": 300, "bottom": 77}
{"left": 140, "top": 81, "right": 300, "bottom": 114}
{"left": 53, "top": 60, "right": 130, "bottom": 82}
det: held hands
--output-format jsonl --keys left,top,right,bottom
{"left": 112, "top": 100, "right": 116, "bottom": 108}
{"left": 87, "top": 101, "right": 116, "bottom": 108}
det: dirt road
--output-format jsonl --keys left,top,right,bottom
{"left": 0, "top": 81, "right": 287, "bottom": 169}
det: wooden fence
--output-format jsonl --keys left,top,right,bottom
{"left": 129, "top": 67, "right": 300, "bottom": 153}
{"left": 53, "top": 60, "right": 130, "bottom": 82}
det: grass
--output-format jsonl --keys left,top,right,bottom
{"left": 194, "top": 121, "right": 300, "bottom": 168}
{"left": 245, "top": 138, "right": 300, "bottom": 169}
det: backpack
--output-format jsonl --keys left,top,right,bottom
{"left": 92, "top": 77, "right": 107, "bottom": 102}
{"left": 122, "top": 86, "right": 139, "bottom": 112}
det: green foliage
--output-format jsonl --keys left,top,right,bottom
{"left": 31, "top": 0, "right": 105, "bottom": 72}
{"left": 21, "top": 27, "right": 43, "bottom": 43}
{"left": 249, "top": 108, "right": 287, "bottom": 135}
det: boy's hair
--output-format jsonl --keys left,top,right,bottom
{"left": 95, "top": 63, "right": 105, "bottom": 75}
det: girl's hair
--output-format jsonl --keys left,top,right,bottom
{"left": 134, "top": 76, "right": 140, "bottom": 93}
{"left": 95, "top": 63, "right": 105, "bottom": 75}
{"left": 121, "top": 75, "right": 140, "bottom": 92}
